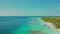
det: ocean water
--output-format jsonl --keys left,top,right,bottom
{"left": 0, "top": 16, "right": 58, "bottom": 34}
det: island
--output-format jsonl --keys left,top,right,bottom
{"left": 41, "top": 16, "right": 60, "bottom": 28}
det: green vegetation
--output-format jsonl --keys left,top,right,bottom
{"left": 41, "top": 16, "right": 60, "bottom": 28}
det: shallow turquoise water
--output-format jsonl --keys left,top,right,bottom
{"left": 13, "top": 17, "right": 58, "bottom": 34}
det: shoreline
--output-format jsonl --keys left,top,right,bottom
{"left": 40, "top": 19, "right": 60, "bottom": 34}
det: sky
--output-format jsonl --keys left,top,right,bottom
{"left": 0, "top": 0, "right": 60, "bottom": 16}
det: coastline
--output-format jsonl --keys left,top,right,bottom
{"left": 40, "top": 19, "right": 60, "bottom": 34}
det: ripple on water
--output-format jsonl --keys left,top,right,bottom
{"left": 13, "top": 17, "right": 58, "bottom": 34}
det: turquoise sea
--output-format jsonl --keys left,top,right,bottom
{"left": 0, "top": 16, "right": 58, "bottom": 34}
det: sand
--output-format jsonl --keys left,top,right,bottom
{"left": 40, "top": 20, "right": 60, "bottom": 34}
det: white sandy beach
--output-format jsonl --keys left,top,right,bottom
{"left": 44, "top": 22, "right": 60, "bottom": 34}
{"left": 41, "top": 20, "right": 60, "bottom": 34}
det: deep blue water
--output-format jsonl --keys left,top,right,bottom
{"left": 0, "top": 16, "right": 32, "bottom": 34}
